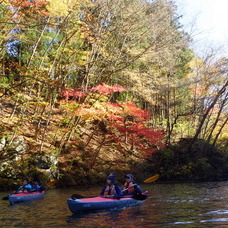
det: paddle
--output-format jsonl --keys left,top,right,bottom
{"left": 2, "top": 196, "right": 9, "bottom": 200}
{"left": 71, "top": 193, "right": 147, "bottom": 201}
{"left": 46, "top": 179, "right": 57, "bottom": 186}
{"left": 132, "top": 193, "right": 147, "bottom": 200}
{"left": 2, "top": 186, "right": 23, "bottom": 200}
{"left": 71, "top": 183, "right": 138, "bottom": 200}
{"left": 71, "top": 183, "right": 147, "bottom": 201}
{"left": 121, "top": 184, "right": 137, "bottom": 193}
{"left": 71, "top": 182, "right": 148, "bottom": 200}
{"left": 117, "top": 185, "right": 147, "bottom": 200}
{"left": 114, "top": 192, "right": 147, "bottom": 200}
{"left": 2, "top": 180, "right": 52, "bottom": 200}
{"left": 143, "top": 174, "right": 160, "bottom": 183}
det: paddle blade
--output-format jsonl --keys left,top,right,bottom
{"left": 2, "top": 196, "right": 9, "bottom": 200}
{"left": 46, "top": 180, "right": 57, "bottom": 186}
{"left": 133, "top": 194, "right": 147, "bottom": 200}
{"left": 144, "top": 174, "right": 160, "bottom": 183}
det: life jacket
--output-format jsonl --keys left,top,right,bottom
{"left": 123, "top": 181, "right": 135, "bottom": 194}
{"left": 104, "top": 184, "right": 117, "bottom": 196}
{"left": 32, "top": 184, "right": 41, "bottom": 192}
{"left": 21, "top": 184, "right": 32, "bottom": 192}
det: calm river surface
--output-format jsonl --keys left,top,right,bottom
{"left": 1, "top": 181, "right": 228, "bottom": 227}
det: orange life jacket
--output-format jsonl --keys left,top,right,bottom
{"left": 122, "top": 182, "right": 135, "bottom": 194}
{"left": 104, "top": 184, "right": 117, "bottom": 196}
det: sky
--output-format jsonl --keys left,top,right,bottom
{"left": 175, "top": 0, "right": 228, "bottom": 57}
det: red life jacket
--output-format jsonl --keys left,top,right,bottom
{"left": 122, "top": 182, "right": 135, "bottom": 194}
{"left": 104, "top": 184, "right": 117, "bottom": 196}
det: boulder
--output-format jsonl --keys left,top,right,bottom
{"left": 0, "top": 137, "right": 6, "bottom": 151}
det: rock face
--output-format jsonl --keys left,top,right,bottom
{"left": 0, "top": 136, "right": 59, "bottom": 186}
{"left": 0, "top": 137, "right": 6, "bottom": 151}
{"left": 34, "top": 154, "right": 58, "bottom": 169}
{"left": 0, "top": 136, "right": 27, "bottom": 160}
{"left": 0, "top": 136, "right": 28, "bottom": 179}
{"left": 33, "top": 153, "right": 59, "bottom": 179}
{"left": 13, "top": 136, "right": 27, "bottom": 155}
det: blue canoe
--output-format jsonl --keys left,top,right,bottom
{"left": 67, "top": 195, "right": 147, "bottom": 213}
{"left": 8, "top": 191, "right": 45, "bottom": 205}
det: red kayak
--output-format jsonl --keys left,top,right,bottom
{"left": 8, "top": 191, "right": 45, "bottom": 205}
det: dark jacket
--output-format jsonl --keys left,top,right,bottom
{"left": 31, "top": 184, "right": 45, "bottom": 192}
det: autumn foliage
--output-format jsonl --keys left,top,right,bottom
{"left": 6, "top": 0, "right": 49, "bottom": 18}
{"left": 61, "top": 88, "right": 88, "bottom": 100}
{"left": 106, "top": 102, "right": 164, "bottom": 157}
{"left": 91, "top": 83, "right": 126, "bottom": 95}
{"left": 1, "top": 0, "right": 227, "bottom": 186}
{"left": 61, "top": 84, "right": 164, "bottom": 158}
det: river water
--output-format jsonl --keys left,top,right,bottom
{"left": 1, "top": 181, "right": 228, "bottom": 227}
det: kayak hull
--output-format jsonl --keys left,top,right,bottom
{"left": 8, "top": 191, "right": 45, "bottom": 205}
{"left": 67, "top": 196, "right": 145, "bottom": 213}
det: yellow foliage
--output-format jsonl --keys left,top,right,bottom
{"left": 16, "top": 93, "right": 33, "bottom": 101}
{"left": 220, "top": 133, "right": 228, "bottom": 138}
{"left": 1, "top": 0, "right": 11, "bottom": 6}
{"left": 46, "top": 0, "right": 85, "bottom": 17}
{"left": 1, "top": 117, "right": 19, "bottom": 124}
{"left": 46, "top": 0, "right": 76, "bottom": 16}
{"left": 189, "top": 57, "right": 204, "bottom": 68}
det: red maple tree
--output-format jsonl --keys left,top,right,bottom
{"left": 61, "top": 88, "right": 88, "bottom": 101}
{"left": 61, "top": 84, "right": 165, "bottom": 158}
{"left": 105, "top": 102, "right": 164, "bottom": 158}
{"left": 90, "top": 83, "right": 126, "bottom": 95}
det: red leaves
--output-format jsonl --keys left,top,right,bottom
{"left": 110, "top": 120, "right": 164, "bottom": 156}
{"left": 8, "top": 0, "right": 49, "bottom": 18}
{"left": 91, "top": 83, "right": 126, "bottom": 95}
{"left": 60, "top": 84, "right": 164, "bottom": 158}
{"left": 106, "top": 104, "right": 164, "bottom": 157}
{"left": 61, "top": 88, "right": 88, "bottom": 100}
{"left": 9, "top": 0, "right": 48, "bottom": 9}
{"left": 122, "top": 101, "right": 150, "bottom": 120}
{"left": 61, "top": 84, "right": 125, "bottom": 100}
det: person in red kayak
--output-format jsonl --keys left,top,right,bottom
{"left": 122, "top": 174, "right": 143, "bottom": 196}
{"left": 15, "top": 179, "right": 32, "bottom": 193}
{"left": 100, "top": 174, "right": 122, "bottom": 198}
{"left": 31, "top": 180, "right": 45, "bottom": 192}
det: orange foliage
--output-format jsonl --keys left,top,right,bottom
{"left": 7, "top": 0, "right": 49, "bottom": 18}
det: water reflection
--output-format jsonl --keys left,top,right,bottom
{"left": 66, "top": 203, "right": 149, "bottom": 227}
{"left": 1, "top": 182, "right": 228, "bottom": 227}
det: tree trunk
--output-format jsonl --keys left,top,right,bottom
{"left": 207, "top": 92, "right": 228, "bottom": 142}
{"left": 188, "top": 79, "right": 228, "bottom": 150}
{"left": 212, "top": 116, "right": 228, "bottom": 146}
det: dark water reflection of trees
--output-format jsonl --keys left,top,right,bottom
{"left": 1, "top": 182, "right": 228, "bottom": 227}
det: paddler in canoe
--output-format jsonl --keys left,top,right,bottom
{"left": 31, "top": 180, "right": 45, "bottom": 192}
{"left": 15, "top": 179, "right": 32, "bottom": 193}
{"left": 122, "top": 174, "right": 143, "bottom": 196}
{"left": 100, "top": 174, "right": 122, "bottom": 198}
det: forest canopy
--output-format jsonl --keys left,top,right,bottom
{"left": 0, "top": 0, "right": 227, "bottom": 188}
